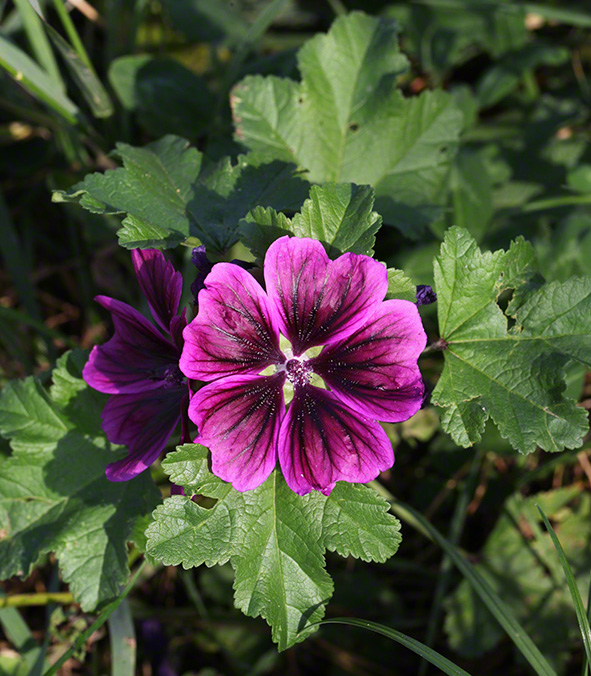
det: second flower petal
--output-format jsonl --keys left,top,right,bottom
{"left": 102, "top": 388, "right": 184, "bottom": 481}
{"left": 83, "top": 296, "right": 181, "bottom": 394}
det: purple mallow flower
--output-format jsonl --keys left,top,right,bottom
{"left": 180, "top": 236, "right": 427, "bottom": 496}
{"left": 83, "top": 249, "right": 187, "bottom": 481}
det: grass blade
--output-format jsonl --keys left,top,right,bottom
{"left": 0, "top": 32, "right": 79, "bottom": 124}
{"left": 42, "top": 20, "right": 114, "bottom": 117}
{"left": 0, "top": 190, "right": 41, "bottom": 323}
{"left": 12, "top": 0, "right": 62, "bottom": 88}
{"left": 43, "top": 561, "right": 146, "bottom": 676}
{"left": 420, "top": 451, "right": 482, "bottom": 676}
{"left": 537, "top": 505, "right": 591, "bottom": 669}
{"left": 370, "top": 482, "right": 558, "bottom": 676}
{"left": 49, "top": 0, "right": 92, "bottom": 68}
{"left": 108, "top": 599, "right": 136, "bottom": 676}
{"left": 584, "top": 569, "right": 591, "bottom": 676}
{"left": 308, "top": 618, "right": 474, "bottom": 676}
{"left": 27, "top": 2, "right": 114, "bottom": 118}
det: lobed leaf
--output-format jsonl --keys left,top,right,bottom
{"left": 432, "top": 227, "right": 591, "bottom": 453}
{"left": 231, "top": 12, "right": 463, "bottom": 236}
{"left": 53, "top": 135, "right": 309, "bottom": 252}
{"left": 0, "top": 351, "right": 160, "bottom": 611}
{"left": 147, "top": 444, "right": 402, "bottom": 650}
{"left": 240, "top": 183, "right": 382, "bottom": 260}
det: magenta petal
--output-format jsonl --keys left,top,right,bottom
{"left": 264, "top": 237, "right": 388, "bottom": 355}
{"left": 311, "top": 299, "right": 427, "bottom": 423}
{"left": 83, "top": 296, "right": 180, "bottom": 394}
{"left": 277, "top": 385, "right": 394, "bottom": 496}
{"left": 189, "top": 373, "right": 285, "bottom": 491}
{"left": 132, "top": 249, "right": 182, "bottom": 333}
{"left": 102, "top": 388, "right": 183, "bottom": 481}
{"left": 180, "top": 263, "right": 283, "bottom": 382}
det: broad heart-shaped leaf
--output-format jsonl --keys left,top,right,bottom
{"left": 0, "top": 351, "right": 160, "bottom": 611}
{"left": 52, "top": 135, "right": 309, "bottom": 252}
{"left": 231, "top": 11, "right": 463, "bottom": 236}
{"left": 432, "top": 227, "right": 591, "bottom": 453}
{"left": 240, "top": 183, "right": 381, "bottom": 261}
{"left": 146, "top": 444, "right": 401, "bottom": 650}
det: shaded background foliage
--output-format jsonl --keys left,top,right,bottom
{"left": 1, "top": 0, "right": 591, "bottom": 674}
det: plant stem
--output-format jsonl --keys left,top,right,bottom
{"left": 0, "top": 592, "right": 74, "bottom": 609}
{"left": 326, "top": 0, "right": 347, "bottom": 16}
{"left": 521, "top": 194, "right": 591, "bottom": 213}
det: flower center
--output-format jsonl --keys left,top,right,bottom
{"left": 285, "top": 358, "right": 311, "bottom": 387}
{"left": 162, "top": 364, "right": 184, "bottom": 389}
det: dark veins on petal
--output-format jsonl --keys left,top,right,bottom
{"left": 279, "top": 384, "right": 393, "bottom": 495}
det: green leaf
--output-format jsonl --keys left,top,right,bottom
{"left": 240, "top": 206, "right": 293, "bottom": 262}
{"left": 289, "top": 184, "right": 381, "bottom": 257}
{"left": 432, "top": 227, "right": 591, "bottom": 453}
{"left": 232, "top": 471, "right": 332, "bottom": 651}
{"left": 240, "top": 183, "right": 381, "bottom": 260}
{"left": 53, "top": 135, "right": 203, "bottom": 248}
{"left": 322, "top": 483, "right": 401, "bottom": 562}
{"left": 146, "top": 495, "right": 234, "bottom": 569}
{"left": 231, "top": 11, "right": 462, "bottom": 236}
{"left": 477, "top": 42, "right": 569, "bottom": 109}
{"left": 386, "top": 267, "right": 417, "bottom": 302}
{"left": 188, "top": 154, "right": 308, "bottom": 252}
{"left": 109, "top": 56, "right": 212, "bottom": 138}
{"left": 147, "top": 445, "right": 400, "bottom": 650}
{"left": 0, "top": 351, "right": 160, "bottom": 611}
{"left": 53, "top": 136, "right": 308, "bottom": 252}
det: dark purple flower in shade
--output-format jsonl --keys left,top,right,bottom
{"left": 190, "top": 245, "right": 253, "bottom": 305}
{"left": 416, "top": 284, "right": 437, "bottom": 307}
{"left": 180, "top": 236, "right": 427, "bottom": 496}
{"left": 190, "top": 245, "right": 214, "bottom": 303}
{"left": 83, "top": 249, "right": 187, "bottom": 481}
